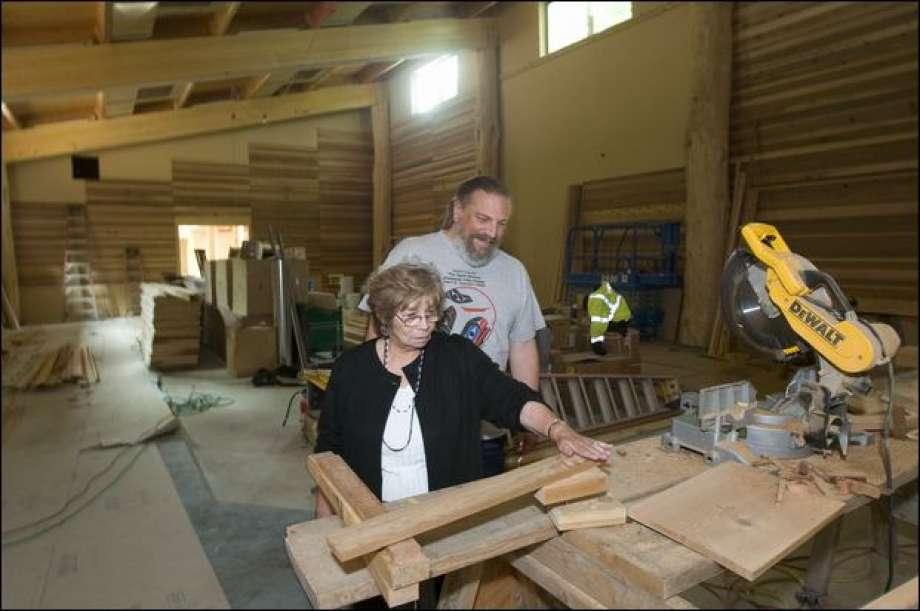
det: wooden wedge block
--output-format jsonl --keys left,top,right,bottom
{"left": 307, "top": 453, "right": 429, "bottom": 606}
{"left": 437, "top": 562, "right": 482, "bottom": 609}
{"left": 549, "top": 494, "right": 626, "bottom": 531}
{"left": 326, "top": 454, "right": 595, "bottom": 562}
{"left": 535, "top": 466, "right": 607, "bottom": 506}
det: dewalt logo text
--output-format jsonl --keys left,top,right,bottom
{"left": 788, "top": 301, "right": 845, "bottom": 347}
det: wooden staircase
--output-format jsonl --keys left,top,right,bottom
{"left": 63, "top": 205, "right": 110, "bottom": 321}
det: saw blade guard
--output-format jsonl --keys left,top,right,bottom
{"left": 720, "top": 248, "right": 809, "bottom": 363}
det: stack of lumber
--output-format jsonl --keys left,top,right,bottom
{"left": 139, "top": 283, "right": 202, "bottom": 370}
{"left": 342, "top": 309, "right": 369, "bottom": 348}
{"left": 2, "top": 342, "right": 100, "bottom": 389}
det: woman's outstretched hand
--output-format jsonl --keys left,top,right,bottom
{"left": 550, "top": 421, "right": 612, "bottom": 462}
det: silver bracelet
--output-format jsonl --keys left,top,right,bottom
{"left": 545, "top": 418, "right": 564, "bottom": 440}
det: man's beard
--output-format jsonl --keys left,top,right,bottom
{"left": 461, "top": 233, "right": 499, "bottom": 267}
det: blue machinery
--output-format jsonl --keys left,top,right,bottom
{"left": 563, "top": 222, "right": 682, "bottom": 339}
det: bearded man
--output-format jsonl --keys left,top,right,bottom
{"left": 360, "top": 175, "right": 546, "bottom": 459}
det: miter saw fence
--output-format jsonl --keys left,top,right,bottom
{"left": 662, "top": 223, "right": 898, "bottom": 465}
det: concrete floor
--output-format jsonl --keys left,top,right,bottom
{"left": 2, "top": 319, "right": 916, "bottom": 609}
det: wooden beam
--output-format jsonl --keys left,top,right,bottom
{"left": 534, "top": 467, "right": 607, "bottom": 506}
{"left": 98, "top": 86, "right": 139, "bottom": 118}
{"left": 242, "top": 71, "right": 298, "bottom": 99}
{"left": 677, "top": 3, "right": 732, "bottom": 348}
{"left": 549, "top": 495, "right": 627, "bottom": 531}
{"left": 355, "top": 61, "right": 405, "bottom": 84}
{"left": 209, "top": 1, "right": 240, "bottom": 36}
{"left": 2, "top": 18, "right": 496, "bottom": 102}
{"left": 3, "top": 84, "right": 374, "bottom": 163}
{"left": 371, "top": 82, "right": 392, "bottom": 268}
{"left": 305, "top": 1, "right": 338, "bottom": 28}
{"left": 307, "top": 453, "right": 428, "bottom": 606}
{"left": 1, "top": 103, "right": 21, "bottom": 130}
{"left": 862, "top": 575, "right": 919, "bottom": 609}
{"left": 1, "top": 164, "right": 19, "bottom": 323}
{"left": 475, "top": 44, "right": 500, "bottom": 177}
{"left": 326, "top": 455, "right": 595, "bottom": 562}
{"left": 174, "top": 82, "right": 194, "bottom": 109}
{"left": 463, "top": 2, "right": 499, "bottom": 19}
{"left": 321, "top": 1, "right": 373, "bottom": 26}
{"left": 437, "top": 563, "right": 482, "bottom": 609}
{"left": 94, "top": 1, "right": 112, "bottom": 43}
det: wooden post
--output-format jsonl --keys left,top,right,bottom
{"left": 371, "top": 82, "right": 392, "bottom": 268}
{"left": 1, "top": 163, "right": 20, "bottom": 323}
{"left": 476, "top": 44, "right": 500, "bottom": 177}
{"left": 678, "top": 3, "right": 732, "bottom": 348}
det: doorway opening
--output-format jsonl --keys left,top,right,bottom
{"left": 178, "top": 225, "right": 249, "bottom": 277}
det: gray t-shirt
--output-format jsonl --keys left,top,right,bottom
{"left": 360, "top": 231, "right": 545, "bottom": 371}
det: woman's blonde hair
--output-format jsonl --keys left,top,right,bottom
{"left": 365, "top": 262, "right": 444, "bottom": 335}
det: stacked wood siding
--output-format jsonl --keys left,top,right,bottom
{"left": 390, "top": 95, "right": 478, "bottom": 243}
{"left": 318, "top": 128, "right": 374, "bottom": 286}
{"left": 731, "top": 2, "right": 918, "bottom": 322}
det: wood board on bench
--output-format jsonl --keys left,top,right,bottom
{"left": 285, "top": 499, "right": 556, "bottom": 608}
{"left": 627, "top": 461, "right": 846, "bottom": 581}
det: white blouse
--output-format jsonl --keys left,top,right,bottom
{"left": 380, "top": 384, "right": 429, "bottom": 502}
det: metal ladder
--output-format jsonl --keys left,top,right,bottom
{"left": 539, "top": 373, "right": 681, "bottom": 433}
{"left": 63, "top": 205, "right": 100, "bottom": 321}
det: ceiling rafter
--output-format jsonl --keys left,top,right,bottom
{"left": 209, "top": 1, "right": 241, "bottom": 36}
{"left": 1, "top": 102, "right": 21, "bottom": 130}
{"left": 3, "top": 84, "right": 374, "bottom": 163}
{"left": 2, "top": 18, "right": 495, "bottom": 102}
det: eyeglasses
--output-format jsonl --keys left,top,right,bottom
{"left": 394, "top": 311, "right": 438, "bottom": 328}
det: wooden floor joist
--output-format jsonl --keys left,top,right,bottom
{"left": 325, "top": 454, "right": 596, "bottom": 562}
{"left": 306, "top": 452, "right": 428, "bottom": 606}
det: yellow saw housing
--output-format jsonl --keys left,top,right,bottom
{"left": 738, "top": 223, "right": 897, "bottom": 375}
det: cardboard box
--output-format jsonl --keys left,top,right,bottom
{"left": 232, "top": 258, "right": 275, "bottom": 317}
{"left": 226, "top": 324, "right": 277, "bottom": 378}
{"left": 214, "top": 259, "right": 233, "bottom": 310}
{"left": 287, "top": 259, "right": 310, "bottom": 304}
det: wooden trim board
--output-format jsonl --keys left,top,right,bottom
{"left": 325, "top": 454, "right": 596, "bottom": 562}
{"left": 627, "top": 461, "right": 846, "bottom": 581}
{"left": 306, "top": 452, "right": 428, "bottom": 605}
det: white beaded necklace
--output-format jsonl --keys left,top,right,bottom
{"left": 382, "top": 336, "right": 425, "bottom": 452}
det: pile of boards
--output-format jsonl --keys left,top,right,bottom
{"left": 139, "top": 283, "right": 202, "bottom": 370}
{"left": 2, "top": 342, "right": 100, "bottom": 389}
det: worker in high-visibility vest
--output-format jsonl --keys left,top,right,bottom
{"left": 587, "top": 280, "right": 632, "bottom": 355}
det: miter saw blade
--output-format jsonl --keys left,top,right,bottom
{"left": 720, "top": 248, "right": 810, "bottom": 363}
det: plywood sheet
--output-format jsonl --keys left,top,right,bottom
{"left": 627, "top": 461, "right": 845, "bottom": 581}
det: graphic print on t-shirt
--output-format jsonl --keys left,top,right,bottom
{"left": 439, "top": 280, "right": 497, "bottom": 349}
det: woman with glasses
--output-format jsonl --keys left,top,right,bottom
{"left": 314, "top": 261, "right": 610, "bottom": 519}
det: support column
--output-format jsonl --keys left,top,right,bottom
{"left": 678, "top": 3, "right": 732, "bottom": 347}
{"left": 476, "top": 43, "right": 500, "bottom": 178}
{"left": 1, "top": 163, "right": 20, "bottom": 323}
{"left": 371, "top": 81, "right": 392, "bottom": 268}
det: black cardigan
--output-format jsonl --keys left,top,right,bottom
{"left": 314, "top": 332, "right": 543, "bottom": 499}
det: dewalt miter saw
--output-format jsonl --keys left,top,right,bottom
{"left": 663, "top": 223, "right": 901, "bottom": 464}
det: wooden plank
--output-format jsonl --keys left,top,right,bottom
{"left": 628, "top": 461, "right": 846, "bottom": 581}
{"left": 534, "top": 466, "right": 607, "bottom": 506}
{"left": 2, "top": 18, "right": 496, "bottom": 101}
{"left": 437, "top": 562, "right": 482, "bottom": 610}
{"left": 285, "top": 501, "right": 556, "bottom": 607}
{"left": 861, "top": 575, "right": 919, "bottom": 609}
{"left": 4, "top": 85, "right": 373, "bottom": 163}
{"left": 306, "top": 452, "right": 428, "bottom": 603}
{"left": 475, "top": 44, "right": 499, "bottom": 176}
{"left": 325, "top": 455, "right": 597, "bottom": 562}
{"left": 563, "top": 522, "right": 722, "bottom": 599}
{"left": 549, "top": 494, "right": 627, "bottom": 531}
{"left": 508, "top": 537, "right": 678, "bottom": 609}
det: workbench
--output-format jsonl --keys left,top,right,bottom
{"left": 506, "top": 434, "right": 919, "bottom": 608}
{"left": 286, "top": 433, "right": 918, "bottom": 608}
